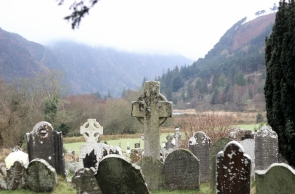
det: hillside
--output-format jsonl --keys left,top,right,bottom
{"left": 0, "top": 28, "right": 192, "bottom": 97}
{"left": 157, "top": 13, "right": 276, "bottom": 112}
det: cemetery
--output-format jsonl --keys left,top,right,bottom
{"left": 0, "top": 81, "right": 293, "bottom": 194}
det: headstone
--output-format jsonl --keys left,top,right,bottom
{"left": 209, "top": 138, "right": 232, "bottom": 192}
{"left": 216, "top": 141, "right": 251, "bottom": 194}
{"left": 95, "top": 155, "right": 150, "bottom": 194}
{"left": 5, "top": 147, "right": 29, "bottom": 169}
{"left": 136, "top": 156, "right": 165, "bottom": 190}
{"left": 165, "top": 134, "right": 175, "bottom": 150}
{"left": 26, "top": 121, "right": 65, "bottom": 176}
{"left": 6, "top": 161, "right": 27, "bottom": 190}
{"left": 27, "top": 158, "right": 57, "bottom": 192}
{"left": 240, "top": 138, "right": 255, "bottom": 176}
{"left": 130, "top": 148, "right": 143, "bottom": 163}
{"left": 173, "top": 127, "right": 182, "bottom": 148}
{"left": 0, "top": 173, "right": 7, "bottom": 190}
{"left": 132, "top": 81, "right": 173, "bottom": 160}
{"left": 255, "top": 125, "right": 278, "bottom": 170}
{"left": 126, "top": 142, "right": 131, "bottom": 155}
{"left": 164, "top": 149, "right": 200, "bottom": 190}
{"left": 135, "top": 143, "right": 140, "bottom": 148}
{"left": 256, "top": 163, "right": 295, "bottom": 194}
{"left": 71, "top": 167, "right": 102, "bottom": 194}
{"left": 78, "top": 119, "right": 121, "bottom": 171}
{"left": 0, "top": 163, "right": 7, "bottom": 177}
{"left": 188, "top": 131, "right": 211, "bottom": 182}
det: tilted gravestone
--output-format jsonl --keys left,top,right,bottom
{"left": 216, "top": 141, "right": 251, "bottom": 194}
{"left": 255, "top": 163, "right": 295, "bottom": 194}
{"left": 71, "top": 167, "right": 102, "bottom": 194}
{"left": 209, "top": 137, "right": 232, "bottom": 192}
{"left": 6, "top": 161, "right": 27, "bottom": 190}
{"left": 78, "top": 119, "right": 121, "bottom": 171}
{"left": 240, "top": 138, "right": 255, "bottom": 176}
{"left": 164, "top": 149, "right": 200, "bottom": 190}
{"left": 136, "top": 156, "right": 165, "bottom": 190}
{"left": 27, "top": 159, "right": 57, "bottom": 192}
{"left": 188, "top": 131, "right": 211, "bottom": 182}
{"left": 255, "top": 125, "right": 278, "bottom": 170}
{"left": 95, "top": 155, "right": 150, "bottom": 194}
{"left": 26, "top": 121, "right": 65, "bottom": 176}
{"left": 132, "top": 81, "right": 173, "bottom": 160}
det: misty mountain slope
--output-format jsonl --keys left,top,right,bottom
{"left": 0, "top": 28, "right": 192, "bottom": 96}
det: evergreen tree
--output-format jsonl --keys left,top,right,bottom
{"left": 264, "top": 0, "right": 295, "bottom": 166}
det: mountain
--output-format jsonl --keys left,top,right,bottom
{"left": 157, "top": 13, "right": 276, "bottom": 111}
{"left": 0, "top": 28, "right": 192, "bottom": 97}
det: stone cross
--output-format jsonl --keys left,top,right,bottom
{"left": 132, "top": 81, "right": 172, "bottom": 160}
{"left": 80, "top": 119, "right": 103, "bottom": 143}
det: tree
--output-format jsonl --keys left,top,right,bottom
{"left": 58, "top": 0, "right": 99, "bottom": 29}
{"left": 264, "top": 0, "right": 295, "bottom": 166}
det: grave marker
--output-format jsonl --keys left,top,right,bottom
{"left": 26, "top": 121, "right": 65, "bottom": 176}
{"left": 188, "top": 131, "right": 211, "bottom": 182}
{"left": 95, "top": 155, "right": 150, "bottom": 194}
{"left": 255, "top": 126, "right": 278, "bottom": 170}
{"left": 216, "top": 141, "right": 251, "bottom": 194}
{"left": 132, "top": 81, "right": 172, "bottom": 159}
{"left": 6, "top": 161, "right": 27, "bottom": 190}
{"left": 256, "top": 163, "right": 295, "bottom": 194}
{"left": 164, "top": 149, "right": 200, "bottom": 190}
{"left": 240, "top": 138, "right": 255, "bottom": 176}
{"left": 209, "top": 137, "right": 232, "bottom": 192}
{"left": 136, "top": 156, "right": 165, "bottom": 190}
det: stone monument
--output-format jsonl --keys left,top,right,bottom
{"left": 132, "top": 81, "right": 172, "bottom": 160}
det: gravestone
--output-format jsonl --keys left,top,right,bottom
{"left": 209, "top": 137, "right": 232, "bottom": 192}
{"left": 95, "top": 155, "right": 149, "bottom": 194}
{"left": 164, "top": 149, "right": 200, "bottom": 190}
{"left": 27, "top": 158, "right": 57, "bottom": 192}
{"left": 135, "top": 143, "right": 140, "bottom": 148}
{"left": 6, "top": 161, "right": 27, "bottom": 190}
{"left": 255, "top": 125, "right": 278, "bottom": 170}
{"left": 165, "top": 134, "right": 175, "bottom": 150}
{"left": 132, "top": 81, "right": 173, "bottom": 160}
{"left": 26, "top": 121, "right": 65, "bottom": 176}
{"left": 256, "top": 163, "right": 295, "bottom": 194}
{"left": 136, "top": 156, "right": 165, "bottom": 190}
{"left": 240, "top": 138, "right": 255, "bottom": 176}
{"left": 5, "top": 147, "right": 29, "bottom": 169}
{"left": 78, "top": 119, "right": 121, "bottom": 171}
{"left": 0, "top": 163, "right": 7, "bottom": 177}
{"left": 188, "top": 131, "right": 211, "bottom": 182}
{"left": 173, "top": 127, "right": 182, "bottom": 148}
{"left": 71, "top": 167, "right": 102, "bottom": 194}
{"left": 126, "top": 142, "right": 131, "bottom": 155}
{"left": 130, "top": 148, "right": 143, "bottom": 163}
{"left": 0, "top": 173, "right": 7, "bottom": 190}
{"left": 216, "top": 141, "right": 251, "bottom": 194}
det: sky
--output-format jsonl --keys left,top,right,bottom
{"left": 0, "top": 0, "right": 279, "bottom": 60}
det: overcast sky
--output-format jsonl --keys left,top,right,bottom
{"left": 0, "top": 0, "right": 278, "bottom": 60}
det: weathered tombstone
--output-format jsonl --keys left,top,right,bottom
{"left": 188, "top": 131, "right": 211, "bottom": 182}
{"left": 255, "top": 125, "right": 278, "bottom": 170}
{"left": 164, "top": 149, "right": 200, "bottom": 190}
{"left": 132, "top": 81, "right": 173, "bottom": 160}
{"left": 78, "top": 119, "right": 121, "bottom": 171}
{"left": 135, "top": 142, "right": 140, "bottom": 148}
{"left": 95, "top": 155, "right": 150, "bottom": 194}
{"left": 6, "top": 161, "right": 27, "bottom": 190}
{"left": 209, "top": 137, "right": 232, "bottom": 192}
{"left": 240, "top": 138, "right": 255, "bottom": 176}
{"left": 216, "top": 141, "right": 251, "bottom": 194}
{"left": 27, "top": 158, "right": 57, "bottom": 192}
{"left": 5, "top": 147, "right": 29, "bottom": 169}
{"left": 126, "top": 142, "right": 131, "bottom": 156}
{"left": 173, "top": 127, "right": 182, "bottom": 148}
{"left": 255, "top": 163, "right": 295, "bottom": 194}
{"left": 26, "top": 121, "right": 65, "bottom": 176}
{"left": 71, "top": 167, "right": 102, "bottom": 194}
{"left": 130, "top": 148, "right": 143, "bottom": 163}
{"left": 136, "top": 156, "right": 165, "bottom": 190}
{"left": 165, "top": 134, "right": 175, "bottom": 150}
{"left": 0, "top": 173, "right": 7, "bottom": 190}
{"left": 0, "top": 163, "right": 7, "bottom": 177}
